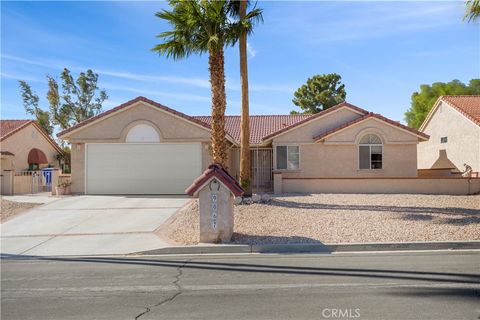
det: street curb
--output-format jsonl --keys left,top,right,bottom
{"left": 134, "top": 240, "right": 480, "bottom": 255}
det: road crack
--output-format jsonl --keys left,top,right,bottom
{"left": 134, "top": 260, "right": 188, "bottom": 319}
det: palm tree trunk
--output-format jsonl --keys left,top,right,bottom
{"left": 238, "top": 0, "right": 251, "bottom": 195}
{"left": 208, "top": 46, "right": 228, "bottom": 168}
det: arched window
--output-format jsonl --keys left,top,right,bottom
{"left": 359, "top": 134, "right": 382, "bottom": 169}
{"left": 125, "top": 124, "right": 160, "bottom": 142}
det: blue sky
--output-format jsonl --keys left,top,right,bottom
{"left": 1, "top": 1, "right": 479, "bottom": 124}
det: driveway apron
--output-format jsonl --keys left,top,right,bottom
{"left": 1, "top": 195, "right": 189, "bottom": 256}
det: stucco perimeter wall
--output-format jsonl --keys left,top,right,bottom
{"left": 1, "top": 124, "right": 59, "bottom": 171}
{"left": 418, "top": 101, "right": 480, "bottom": 172}
{"left": 280, "top": 177, "right": 480, "bottom": 195}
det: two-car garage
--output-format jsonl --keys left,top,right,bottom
{"left": 58, "top": 97, "right": 215, "bottom": 195}
{"left": 85, "top": 143, "right": 202, "bottom": 195}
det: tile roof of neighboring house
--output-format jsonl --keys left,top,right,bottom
{"left": 185, "top": 163, "right": 244, "bottom": 197}
{"left": 193, "top": 114, "right": 311, "bottom": 145}
{"left": 313, "top": 112, "right": 430, "bottom": 141}
{"left": 1, "top": 120, "right": 32, "bottom": 140}
{"left": 0, "top": 151, "right": 15, "bottom": 156}
{"left": 441, "top": 95, "right": 480, "bottom": 126}
{"left": 0, "top": 120, "right": 63, "bottom": 153}
{"left": 57, "top": 96, "right": 213, "bottom": 137}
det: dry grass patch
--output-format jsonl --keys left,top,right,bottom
{"left": 165, "top": 194, "right": 480, "bottom": 245}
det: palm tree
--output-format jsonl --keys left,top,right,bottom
{"left": 465, "top": 0, "right": 480, "bottom": 22}
{"left": 153, "top": 1, "right": 261, "bottom": 168}
{"left": 229, "top": 1, "right": 263, "bottom": 195}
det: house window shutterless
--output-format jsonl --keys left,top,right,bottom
{"left": 276, "top": 146, "right": 299, "bottom": 170}
{"left": 359, "top": 134, "right": 382, "bottom": 169}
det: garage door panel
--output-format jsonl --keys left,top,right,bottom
{"left": 86, "top": 144, "right": 202, "bottom": 194}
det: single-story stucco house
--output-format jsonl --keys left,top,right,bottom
{"left": 58, "top": 96, "right": 432, "bottom": 195}
{"left": 1, "top": 120, "right": 62, "bottom": 171}
{"left": 418, "top": 95, "right": 480, "bottom": 175}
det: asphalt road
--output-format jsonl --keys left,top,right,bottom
{"left": 1, "top": 251, "right": 480, "bottom": 320}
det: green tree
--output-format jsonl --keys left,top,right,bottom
{"left": 291, "top": 73, "right": 346, "bottom": 114}
{"left": 19, "top": 68, "right": 108, "bottom": 132}
{"left": 19, "top": 81, "right": 53, "bottom": 135}
{"left": 464, "top": 0, "right": 480, "bottom": 22}
{"left": 404, "top": 79, "right": 480, "bottom": 129}
{"left": 152, "top": 0, "right": 262, "bottom": 167}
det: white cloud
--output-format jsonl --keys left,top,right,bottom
{"left": 102, "top": 83, "right": 211, "bottom": 103}
{"left": 2, "top": 53, "right": 296, "bottom": 95}
{"left": 247, "top": 42, "right": 257, "bottom": 58}
{"left": 0, "top": 71, "right": 41, "bottom": 82}
{"left": 267, "top": 1, "right": 463, "bottom": 44}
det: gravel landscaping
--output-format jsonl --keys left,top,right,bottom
{"left": 164, "top": 194, "right": 480, "bottom": 245}
{"left": 0, "top": 198, "right": 39, "bottom": 222}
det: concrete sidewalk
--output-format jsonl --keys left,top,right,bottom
{"left": 1, "top": 195, "right": 189, "bottom": 256}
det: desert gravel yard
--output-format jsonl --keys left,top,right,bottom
{"left": 0, "top": 198, "right": 39, "bottom": 222}
{"left": 164, "top": 194, "right": 480, "bottom": 245}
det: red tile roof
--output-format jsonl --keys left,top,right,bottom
{"left": 58, "top": 96, "right": 213, "bottom": 137}
{"left": 185, "top": 163, "right": 244, "bottom": 197}
{"left": 1, "top": 120, "right": 32, "bottom": 140}
{"left": 260, "top": 102, "right": 369, "bottom": 141}
{"left": 0, "top": 120, "right": 63, "bottom": 153}
{"left": 193, "top": 114, "right": 311, "bottom": 145}
{"left": 441, "top": 95, "right": 480, "bottom": 126}
{"left": 56, "top": 97, "right": 424, "bottom": 146}
{"left": 313, "top": 112, "right": 429, "bottom": 141}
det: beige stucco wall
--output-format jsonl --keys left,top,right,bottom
{"left": 272, "top": 108, "right": 362, "bottom": 143}
{"left": 64, "top": 101, "right": 216, "bottom": 194}
{"left": 1, "top": 124, "right": 60, "bottom": 171}
{"left": 325, "top": 118, "right": 421, "bottom": 144}
{"left": 1, "top": 157, "right": 13, "bottom": 171}
{"left": 278, "top": 143, "right": 417, "bottom": 179}
{"left": 274, "top": 117, "right": 420, "bottom": 178}
{"left": 64, "top": 101, "right": 212, "bottom": 143}
{"left": 281, "top": 177, "right": 480, "bottom": 195}
{"left": 418, "top": 101, "right": 480, "bottom": 172}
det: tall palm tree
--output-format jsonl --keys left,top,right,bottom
{"left": 229, "top": 1, "right": 263, "bottom": 195}
{"left": 153, "top": 0, "right": 261, "bottom": 168}
{"left": 465, "top": 0, "right": 480, "bottom": 22}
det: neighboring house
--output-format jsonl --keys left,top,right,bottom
{"left": 418, "top": 96, "right": 480, "bottom": 174}
{"left": 58, "top": 96, "right": 429, "bottom": 195}
{"left": 1, "top": 120, "right": 62, "bottom": 171}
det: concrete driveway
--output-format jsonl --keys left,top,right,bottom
{"left": 1, "top": 195, "right": 189, "bottom": 256}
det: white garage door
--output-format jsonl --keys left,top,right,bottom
{"left": 86, "top": 143, "right": 202, "bottom": 194}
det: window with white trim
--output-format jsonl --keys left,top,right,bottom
{"left": 359, "top": 134, "right": 382, "bottom": 170}
{"left": 276, "top": 146, "right": 299, "bottom": 170}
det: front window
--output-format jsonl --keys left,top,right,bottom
{"left": 276, "top": 146, "right": 299, "bottom": 170}
{"left": 359, "top": 134, "right": 382, "bottom": 170}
